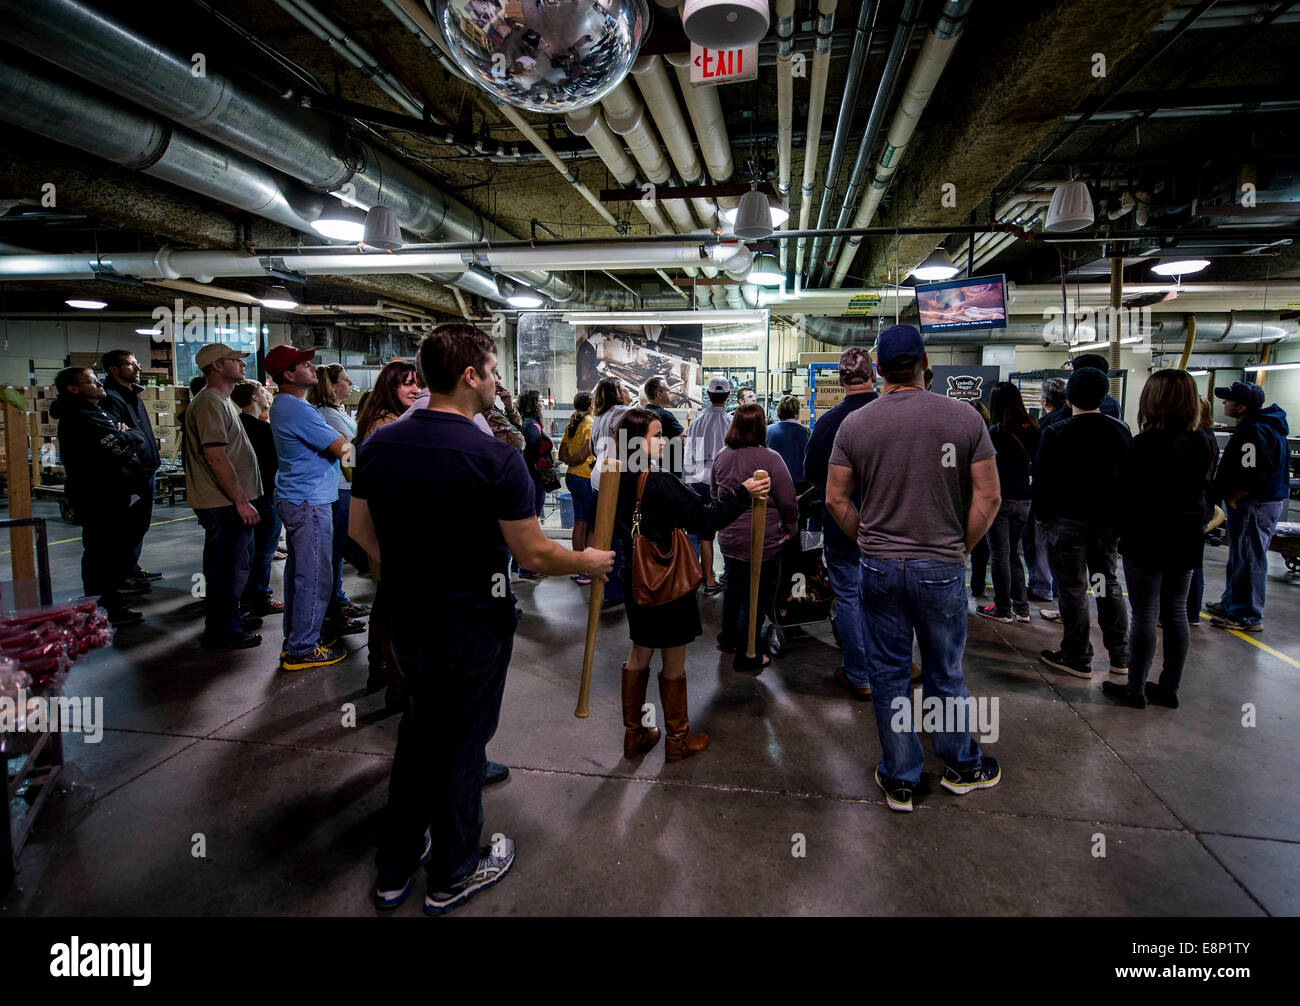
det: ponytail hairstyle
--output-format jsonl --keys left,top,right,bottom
{"left": 566, "top": 390, "right": 593, "bottom": 441}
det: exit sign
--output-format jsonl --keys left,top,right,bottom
{"left": 688, "top": 43, "right": 758, "bottom": 86}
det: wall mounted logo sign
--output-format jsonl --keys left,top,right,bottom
{"left": 945, "top": 375, "right": 983, "bottom": 401}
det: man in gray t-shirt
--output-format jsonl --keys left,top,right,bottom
{"left": 826, "top": 325, "right": 1003, "bottom": 812}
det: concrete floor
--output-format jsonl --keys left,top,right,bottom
{"left": 3, "top": 498, "right": 1298, "bottom": 917}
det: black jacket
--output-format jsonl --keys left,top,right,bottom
{"left": 100, "top": 377, "right": 161, "bottom": 475}
{"left": 1118, "top": 429, "right": 1214, "bottom": 573}
{"left": 1033, "top": 412, "right": 1133, "bottom": 526}
{"left": 49, "top": 394, "right": 152, "bottom": 504}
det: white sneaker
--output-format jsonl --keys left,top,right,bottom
{"left": 1039, "top": 608, "right": 1061, "bottom": 621}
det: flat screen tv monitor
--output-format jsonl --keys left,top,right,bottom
{"left": 914, "top": 274, "right": 1008, "bottom": 333}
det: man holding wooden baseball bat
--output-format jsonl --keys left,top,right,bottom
{"left": 826, "top": 325, "right": 1003, "bottom": 814}
{"left": 349, "top": 324, "right": 613, "bottom": 916}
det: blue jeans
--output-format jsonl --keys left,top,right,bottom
{"left": 824, "top": 540, "right": 869, "bottom": 688}
{"left": 565, "top": 472, "right": 593, "bottom": 525}
{"left": 328, "top": 488, "right": 352, "bottom": 614}
{"left": 277, "top": 499, "right": 334, "bottom": 656}
{"left": 1221, "top": 499, "right": 1284, "bottom": 625}
{"left": 243, "top": 495, "right": 282, "bottom": 604}
{"left": 859, "top": 555, "right": 983, "bottom": 785}
{"left": 1021, "top": 506, "right": 1055, "bottom": 598}
{"left": 376, "top": 618, "right": 514, "bottom": 890}
{"left": 130, "top": 474, "right": 155, "bottom": 570}
{"left": 1188, "top": 567, "right": 1205, "bottom": 623}
{"left": 195, "top": 505, "right": 253, "bottom": 645}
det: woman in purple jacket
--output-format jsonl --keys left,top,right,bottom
{"left": 712, "top": 404, "right": 799, "bottom": 672}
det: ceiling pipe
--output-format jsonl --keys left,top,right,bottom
{"left": 815, "top": 0, "right": 922, "bottom": 286}
{"left": 631, "top": 53, "right": 717, "bottom": 227}
{"left": 601, "top": 80, "right": 697, "bottom": 233}
{"left": 663, "top": 51, "right": 737, "bottom": 209}
{"left": 830, "top": 0, "right": 975, "bottom": 289}
{"left": 806, "top": 1, "right": 882, "bottom": 279}
{"left": 792, "top": 0, "right": 837, "bottom": 286}
{"left": 565, "top": 105, "right": 675, "bottom": 236}
{"left": 774, "top": 0, "right": 796, "bottom": 211}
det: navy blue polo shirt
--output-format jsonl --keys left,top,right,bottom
{"left": 352, "top": 408, "right": 535, "bottom": 638}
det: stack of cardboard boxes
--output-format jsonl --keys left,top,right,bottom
{"left": 141, "top": 385, "right": 191, "bottom": 466}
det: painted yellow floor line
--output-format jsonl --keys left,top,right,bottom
{"left": 0, "top": 513, "right": 196, "bottom": 555}
{"left": 1198, "top": 611, "right": 1300, "bottom": 670}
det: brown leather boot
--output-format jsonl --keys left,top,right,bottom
{"left": 658, "top": 672, "right": 709, "bottom": 761}
{"left": 622, "top": 663, "right": 661, "bottom": 758}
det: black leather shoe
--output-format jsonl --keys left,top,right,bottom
{"left": 323, "top": 617, "right": 366, "bottom": 636}
{"left": 108, "top": 608, "right": 144, "bottom": 627}
{"left": 202, "top": 632, "right": 262, "bottom": 651}
{"left": 485, "top": 760, "right": 510, "bottom": 786}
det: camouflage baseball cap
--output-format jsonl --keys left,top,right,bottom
{"left": 838, "top": 346, "right": 874, "bottom": 384}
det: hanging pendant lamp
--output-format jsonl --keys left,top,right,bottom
{"left": 733, "top": 187, "right": 774, "bottom": 239}
{"left": 362, "top": 205, "right": 403, "bottom": 250}
{"left": 1044, "top": 180, "right": 1094, "bottom": 232}
{"left": 682, "top": 0, "right": 771, "bottom": 49}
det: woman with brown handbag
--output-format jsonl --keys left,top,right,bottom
{"left": 610, "top": 408, "right": 770, "bottom": 761}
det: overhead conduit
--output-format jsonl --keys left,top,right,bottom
{"left": 663, "top": 51, "right": 737, "bottom": 210}
{"left": 793, "top": 0, "right": 838, "bottom": 285}
{"left": 829, "top": 0, "right": 975, "bottom": 289}
{"left": 631, "top": 54, "right": 717, "bottom": 227}
{"left": 815, "top": 0, "right": 921, "bottom": 285}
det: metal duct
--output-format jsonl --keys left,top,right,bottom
{"left": 774, "top": 0, "right": 796, "bottom": 208}
{"left": 601, "top": 80, "right": 697, "bottom": 233}
{"left": 830, "top": 0, "right": 975, "bottom": 288}
{"left": 565, "top": 105, "right": 674, "bottom": 236}
{"left": 807, "top": 1, "right": 881, "bottom": 277}
{"left": 816, "top": 0, "right": 922, "bottom": 284}
{"left": 0, "top": 0, "right": 582, "bottom": 299}
{"left": 0, "top": 47, "right": 328, "bottom": 234}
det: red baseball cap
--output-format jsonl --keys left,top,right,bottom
{"left": 264, "top": 344, "right": 316, "bottom": 383}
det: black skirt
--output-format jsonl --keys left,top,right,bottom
{"left": 624, "top": 583, "right": 703, "bottom": 649}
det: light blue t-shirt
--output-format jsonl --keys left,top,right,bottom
{"left": 270, "top": 393, "right": 341, "bottom": 506}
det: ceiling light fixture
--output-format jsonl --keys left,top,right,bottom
{"left": 135, "top": 327, "right": 160, "bottom": 336}
{"left": 260, "top": 285, "right": 299, "bottom": 310}
{"left": 362, "top": 204, "right": 403, "bottom": 251}
{"left": 1187, "top": 370, "right": 1209, "bottom": 376}
{"left": 310, "top": 202, "right": 366, "bottom": 242}
{"left": 682, "top": 0, "right": 770, "bottom": 49}
{"left": 1150, "top": 258, "right": 1210, "bottom": 276}
{"left": 1044, "top": 180, "right": 1095, "bottom": 232}
{"left": 65, "top": 298, "right": 107, "bottom": 309}
{"left": 1069, "top": 337, "right": 1141, "bottom": 352}
{"left": 749, "top": 252, "right": 784, "bottom": 287}
{"left": 911, "top": 248, "right": 959, "bottom": 281}
{"left": 732, "top": 185, "right": 776, "bottom": 239}
{"left": 1244, "top": 361, "right": 1300, "bottom": 373}
{"left": 507, "top": 292, "right": 545, "bottom": 309}
{"left": 720, "top": 198, "right": 788, "bottom": 230}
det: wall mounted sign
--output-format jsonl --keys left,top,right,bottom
{"left": 689, "top": 43, "right": 758, "bottom": 85}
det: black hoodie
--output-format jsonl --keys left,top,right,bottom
{"left": 48, "top": 394, "right": 152, "bottom": 505}
{"left": 100, "top": 376, "right": 161, "bottom": 475}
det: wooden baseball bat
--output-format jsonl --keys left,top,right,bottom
{"left": 576, "top": 459, "right": 622, "bottom": 718}
{"left": 746, "top": 469, "right": 769, "bottom": 660}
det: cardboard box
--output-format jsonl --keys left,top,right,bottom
{"left": 38, "top": 423, "right": 58, "bottom": 437}
{"left": 151, "top": 399, "right": 177, "bottom": 418}
{"left": 68, "top": 352, "right": 101, "bottom": 369}
{"left": 154, "top": 426, "right": 177, "bottom": 448}
{"left": 139, "top": 386, "right": 160, "bottom": 401}
{"left": 159, "top": 385, "right": 190, "bottom": 403}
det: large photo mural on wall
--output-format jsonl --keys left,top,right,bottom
{"left": 575, "top": 323, "right": 703, "bottom": 408}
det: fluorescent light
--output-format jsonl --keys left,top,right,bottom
{"left": 507, "top": 292, "right": 545, "bottom": 308}
{"left": 1244, "top": 362, "right": 1300, "bottom": 372}
{"left": 1070, "top": 337, "right": 1141, "bottom": 352}
{"left": 749, "top": 252, "right": 783, "bottom": 286}
{"left": 65, "top": 298, "right": 107, "bottom": 309}
{"left": 562, "top": 310, "right": 768, "bottom": 326}
{"left": 911, "top": 248, "right": 959, "bottom": 281}
{"left": 1188, "top": 370, "right": 1209, "bottom": 376}
{"left": 310, "top": 203, "right": 366, "bottom": 241}
{"left": 1150, "top": 258, "right": 1210, "bottom": 276}
{"left": 260, "top": 285, "right": 298, "bottom": 310}
{"left": 135, "top": 326, "right": 160, "bottom": 335}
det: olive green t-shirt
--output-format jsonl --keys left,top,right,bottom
{"left": 183, "top": 387, "right": 262, "bottom": 509}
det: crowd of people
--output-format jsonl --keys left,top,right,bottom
{"left": 48, "top": 321, "right": 1291, "bottom": 913}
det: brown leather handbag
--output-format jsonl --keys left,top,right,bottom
{"left": 630, "top": 471, "right": 703, "bottom": 606}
